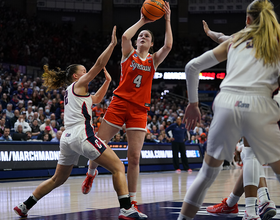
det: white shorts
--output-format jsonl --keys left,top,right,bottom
{"left": 207, "top": 89, "right": 280, "bottom": 165}
{"left": 58, "top": 125, "right": 107, "bottom": 166}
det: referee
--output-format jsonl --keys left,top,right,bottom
{"left": 165, "top": 116, "right": 191, "bottom": 173}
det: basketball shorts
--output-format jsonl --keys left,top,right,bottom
{"left": 103, "top": 95, "right": 148, "bottom": 131}
{"left": 58, "top": 125, "right": 107, "bottom": 166}
{"left": 207, "top": 89, "right": 280, "bottom": 165}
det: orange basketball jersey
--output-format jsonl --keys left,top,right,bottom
{"left": 113, "top": 49, "right": 155, "bottom": 109}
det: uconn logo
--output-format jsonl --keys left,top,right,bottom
{"left": 130, "top": 60, "right": 151, "bottom": 72}
{"left": 235, "top": 101, "right": 250, "bottom": 108}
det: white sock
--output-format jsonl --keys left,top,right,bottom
{"left": 177, "top": 213, "right": 193, "bottom": 220}
{"left": 245, "top": 197, "right": 257, "bottom": 216}
{"left": 258, "top": 187, "right": 270, "bottom": 205}
{"left": 129, "top": 192, "right": 136, "bottom": 202}
{"left": 227, "top": 192, "right": 240, "bottom": 207}
{"left": 88, "top": 168, "right": 96, "bottom": 176}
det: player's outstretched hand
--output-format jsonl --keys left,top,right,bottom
{"left": 202, "top": 20, "right": 211, "bottom": 36}
{"left": 103, "top": 67, "right": 111, "bottom": 82}
{"left": 164, "top": 1, "right": 171, "bottom": 21}
{"left": 111, "top": 26, "right": 117, "bottom": 47}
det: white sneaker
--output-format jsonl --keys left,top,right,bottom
{"left": 119, "top": 204, "right": 148, "bottom": 220}
{"left": 243, "top": 211, "right": 261, "bottom": 220}
{"left": 14, "top": 202, "right": 29, "bottom": 217}
{"left": 258, "top": 201, "right": 277, "bottom": 220}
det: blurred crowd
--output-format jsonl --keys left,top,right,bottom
{"left": 0, "top": 1, "right": 223, "bottom": 76}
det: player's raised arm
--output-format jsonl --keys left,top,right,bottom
{"left": 203, "top": 20, "right": 231, "bottom": 44}
{"left": 91, "top": 67, "right": 111, "bottom": 104}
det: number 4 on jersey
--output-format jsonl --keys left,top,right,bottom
{"left": 133, "top": 75, "right": 143, "bottom": 88}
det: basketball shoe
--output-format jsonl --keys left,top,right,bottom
{"left": 130, "top": 201, "right": 148, "bottom": 219}
{"left": 206, "top": 198, "right": 238, "bottom": 216}
{"left": 119, "top": 203, "right": 148, "bottom": 220}
{"left": 243, "top": 211, "right": 261, "bottom": 220}
{"left": 14, "top": 202, "right": 29, "bottom": 217}
{"left": 81, "top": 170, "right": 98, "bottom": 194}
{"left": 258, "top": 201, "right": 277, "bottom": 220}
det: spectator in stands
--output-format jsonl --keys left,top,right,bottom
{"left": 165, "top": 116, "right": 191, "bottom": 173}
{"left": 50, "top": 98, "right": 57, "bottom": 113}
{"left": 10, "top": 109, "right": 19, "bottom": 129}
{"left": 0, "top": 117, "right": 5, "bottom": 135}
{"left": 43, "top": 133, "right": 50, "bottom": 142}
{"left": 1, "top": 93, "right": 8, "bottom": 109}
{"left": 12, "top": 125, "right": 31, "bottom": 141}
{"left": 44, "top": 105, "right": 51, "bottom": 119}
{"left": 199, "top": 133, "right": 207, "bottom": 158}
{"left": 150, "top": 125, "right": 159, "bottom": 139}
{"left": 157, "top": 134, "right": 166, "bottom": 143}
{"left": 37, "top": 125, "right": 52, "bottom": 141}
{"left": 144, "top": 133, "right": 158, "bottom": 143}
{"left": 112, "top": 133, "right": 122, "bottom": 142}
{"left": 14, "top": 113, "right": 31, "bottom": 133}
{"left": 33, "top": 111, "right": 39, "bottom": 122}
{"left": 55, "top": 100, "right": 64, "bottom": 119}
{"left": 57, "top": 112, "right": 64, "bottom": 128}
{"left": 0, "top": 127, "right": 12, "bottom": 141}
{"left": 38, "top": 107, "right": 44, "bottom": 117}
{"left": 40, "top": 118, "right": 55, "bottom": 137}
{"left": 50, "top": 130, "right": 62, "bottom": 142}
{"left": 27, "top": 100, "right": 33, "bottom": 108}
{"left": 1, "top": 111, "right": 11, "bottom": 129}
{"left": 31, "top": 91, "right": 40, "bottom": 106}
{"left": 38, "top": 114, "right": 45, "bottom": 126}
{"left": 16, "top": 100, "right": 25, "bottom": 112}
{"left": 50, "top": 120, "right": 58, "bottom": 134}
{"left": 30, "top": 119, "right": 40, "bottom": 137}
{"left": 0, "top": 104, "right": 3, "bottom": 115}
{"left": 26, "top": 105, "right": 34, "bottom": 122}
{"left": 190, "top": 135, "right": 199, "bottom": 144}
{"left": 10, "top": 92, "right": 19, "bottom": 109}
{"left": 193, "top": 122, "right": 203, "bottom": 135}
{"left": 92, "top": 103, "right": 103, "bottom": 117}
{"left": 5, "top": 103, "right": 14, "bottom": 119}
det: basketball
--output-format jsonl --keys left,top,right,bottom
{"left": 142, "top": 0, "right": 165, "bottom": 21}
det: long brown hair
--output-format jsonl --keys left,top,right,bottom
{"left": 42, "top": 64, "right": 80, "bottom": 91}
{"left": 232, "top": 0, "right": 280, "bottom": 66}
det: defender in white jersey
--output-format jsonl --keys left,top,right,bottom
{"left": 178, "top": 1, "right": 280, "bottom": 220}
{"left": 13, "top": 27, "right": 146, "bottom": 220}
{"left": 202, "top": 19, "right": 279, "bottom": 220}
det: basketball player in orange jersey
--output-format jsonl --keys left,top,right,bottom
{"left": 202, "top": 20, "right": 278, "bottom": 220}
{"left": 81, "top": 1, "right": 172, "bottom": 217}
{"left": 13, "top": 26, "right": 146, "bottom": 220}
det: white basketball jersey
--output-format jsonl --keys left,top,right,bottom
{"left": 221, "top": 39, "right": 280, "bottom": 94}
{"left": 64, "top": 82, "right": 92, "bottom": 128}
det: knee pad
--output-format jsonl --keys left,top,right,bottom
{"left": 184, "top": 161, "right": 222, "bottom": 207}
{"left": 242, "top": 147, "right": 260, "bottom": 187}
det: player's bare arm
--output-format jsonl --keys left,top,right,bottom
{"left": 91, "top": 67, "right": 111, "bottom": 104}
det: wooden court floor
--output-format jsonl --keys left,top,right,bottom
{"left": 1, "top": 166, "right": 280, "bottom": 220}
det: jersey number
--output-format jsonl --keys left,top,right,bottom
{"left": 64, "top": 91, "right": 68, "bottom": 105}
{"left": 133, "top": 75, "right": 143, "bottom": 88}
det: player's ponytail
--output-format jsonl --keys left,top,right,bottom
{"left": 232, "top": 0, "right": 280, "bottom": 66}
{"left": 42, "top": 64, "right": 80, "bottom": 91}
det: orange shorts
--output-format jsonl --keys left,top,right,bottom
{"left": 103, "top": 96, "right": 148, "bottom": 131}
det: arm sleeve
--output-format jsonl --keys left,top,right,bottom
{"left": 185, "top": 50, "right": 220, "bottom": 103}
